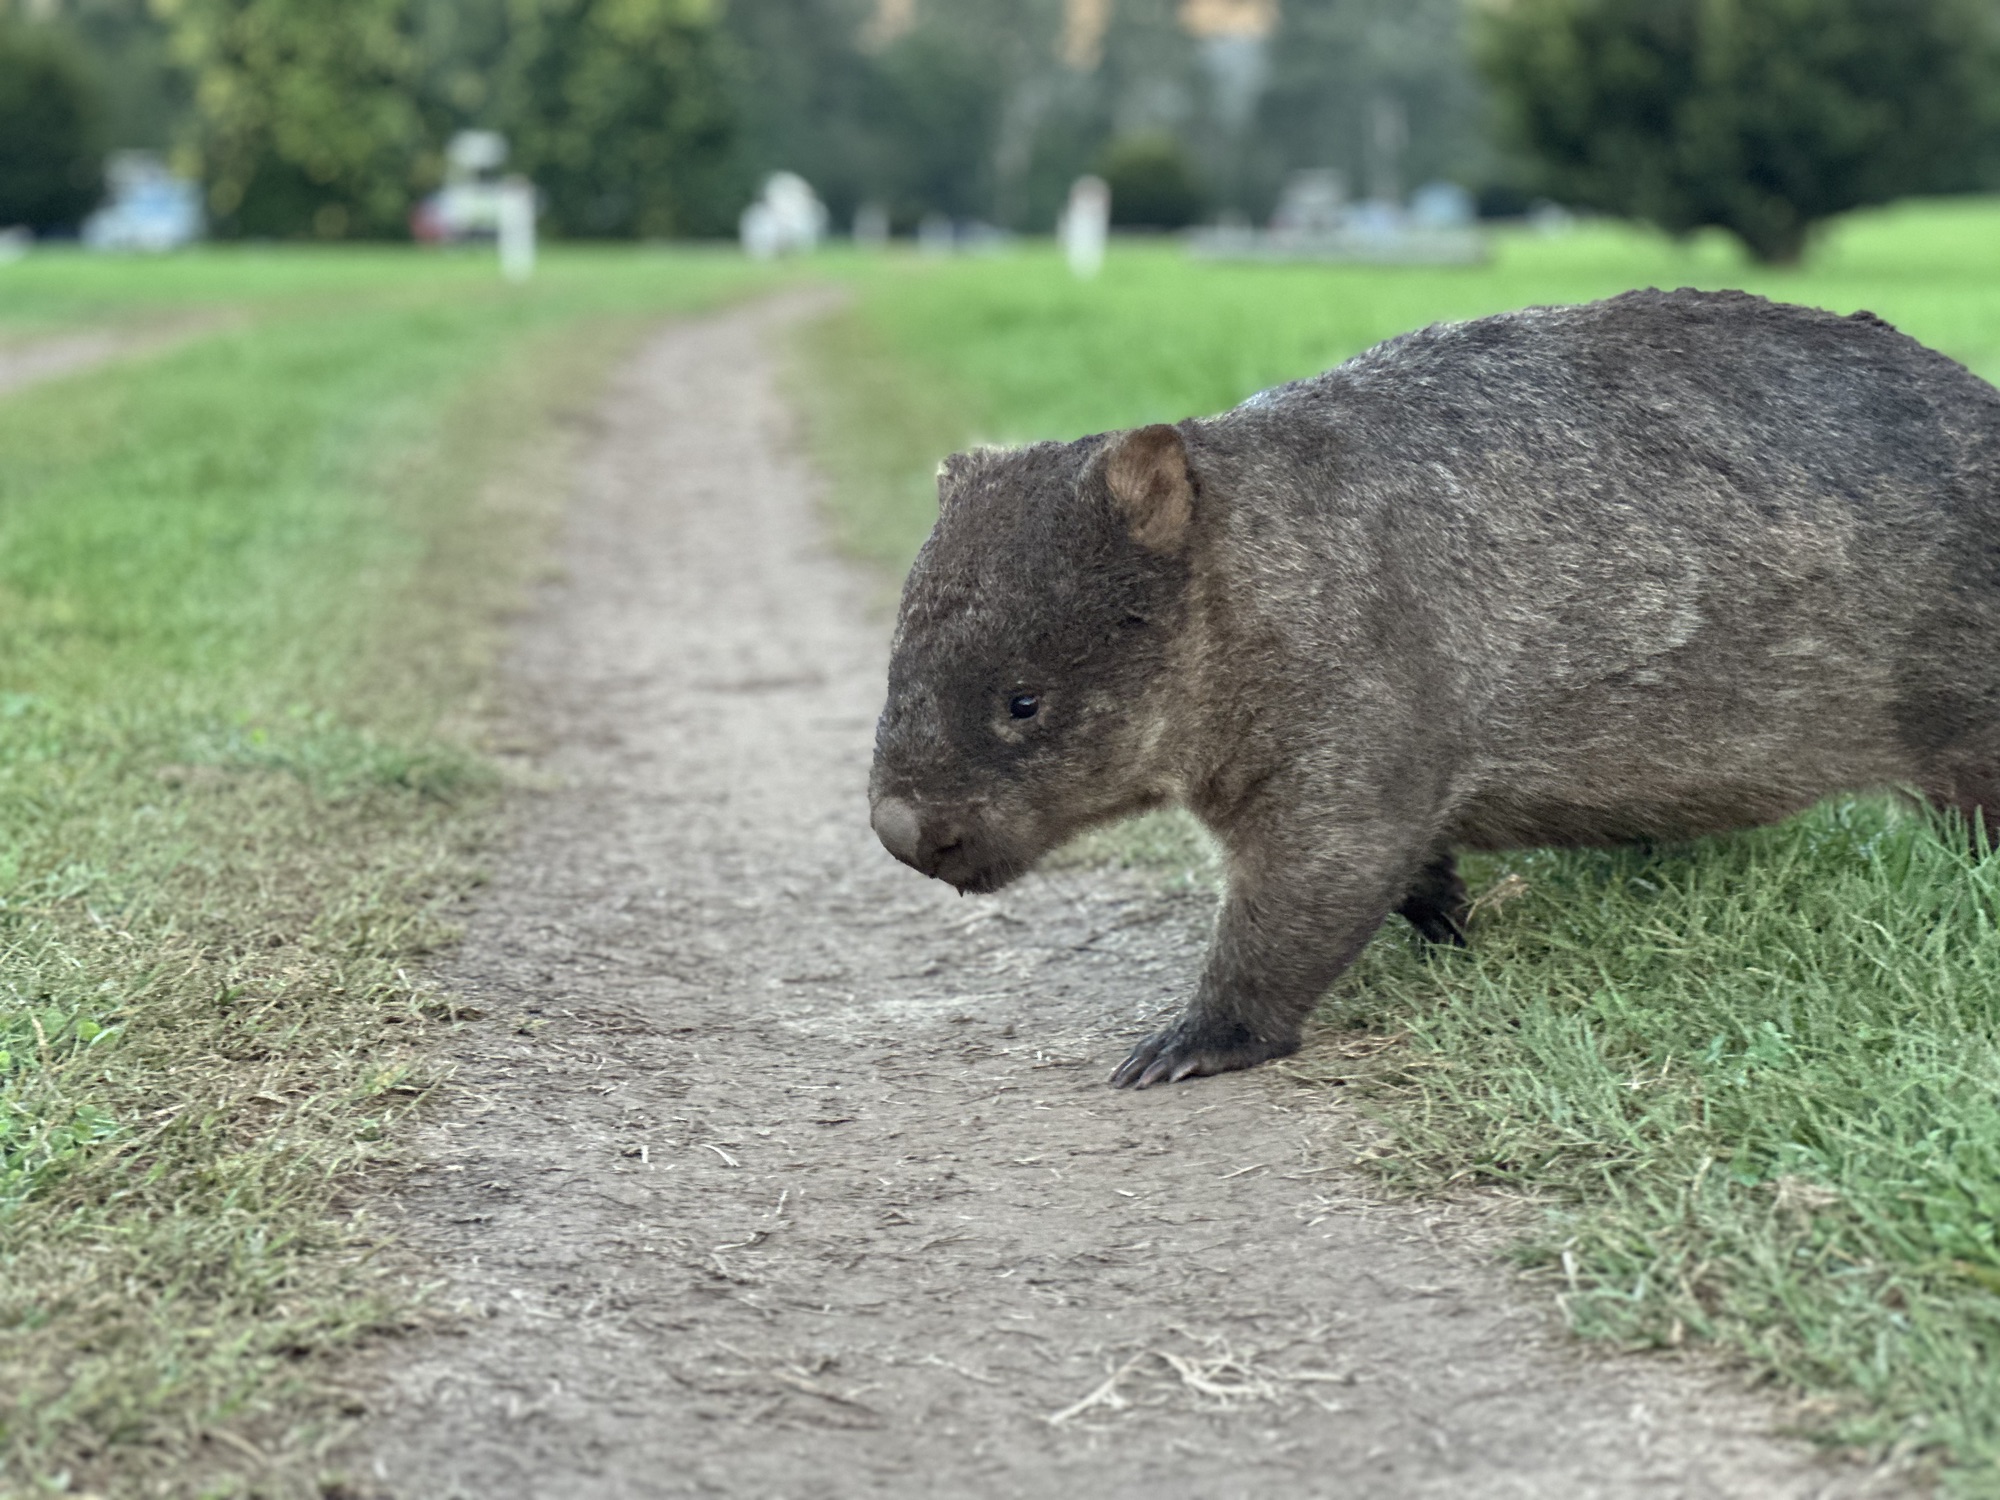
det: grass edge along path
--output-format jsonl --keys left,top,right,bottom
{"left": 0, "top": 259, "right": 771, "bottom": 1499}
{"left": 799, "top": 204, "right": 2000, "bottom": 1492}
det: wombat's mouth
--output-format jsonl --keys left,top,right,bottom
{"left": 871, "top": 793, "right": 1040, "bottom": 893}
{"left": 927, "top": 831, "right": 1036, "bottom": 894}
{"left": 940, "top": 853, "right": 1033, "bottom": 896}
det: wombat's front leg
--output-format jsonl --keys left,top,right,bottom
{"left": 1110, "top": 841, "right": 1416, "bottom": 1088}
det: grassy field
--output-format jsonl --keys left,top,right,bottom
{"left": 801, "top": 198, "right": 2000, "bottom": 1490}
{"left": 0, "top": 247, "right": 770, "bottom": 1498}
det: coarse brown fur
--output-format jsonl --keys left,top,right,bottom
{"left": 869, "top": 288, "right": 2000, "bottom": 1086}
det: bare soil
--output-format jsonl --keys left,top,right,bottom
{"left": 353, "top": 293, "right": 1905, "bottom": 1498}
{"left": 0, "top": 329, "right": 130, "bottom": 397}
{"left": 0, "top": 317, "right": 226, "bottom": 399}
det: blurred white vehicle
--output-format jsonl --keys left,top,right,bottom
{"left": 413, "top": 131, "right": 523, "bottom": 243}
{"left": 1191, "top": 168, "right": 1485, "bottom": 265}
{"left": 83, "top": 153, "right": 202, "bottom": 251}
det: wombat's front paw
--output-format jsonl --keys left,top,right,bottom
{"left": 1109, "top": 1019, "right": 1299, "bottom": 1089}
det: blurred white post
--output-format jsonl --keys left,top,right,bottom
{"left": 740, "top": 202, "right": 778, "bottom": 260}
{"left": 498, "top": 176, "right": 535, "bottom": 283}
{"left": 1059, "top": 175, "right": 1109, "bottom": 280}
{"left": 740, "top": 173, "right": 826, "bottom": 259}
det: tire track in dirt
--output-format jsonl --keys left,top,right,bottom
{"left": 356, "top": 292, "right": 1901, "bottom": 1498}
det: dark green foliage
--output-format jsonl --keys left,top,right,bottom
{"left": 1099, "top": 134, "right": 1205, "bottom": 228}
{"left": 46, "top": 0, "right": 190, "bottom": 153}
{"left": 493, "top": 0, "right": 746, "bottom": 239}
{"left": 0, "top": 18, "right": 107, "bottom": 234}
{"left": 720, "top": 0, "right": 1156, "bottom": 232}
{"left": 162, "top": 0, "right": 742, "bottom": 239}
{"left": 159, "top": 0, "right": 427, "bottom": 238}
{"left": 721, "top": 0, "right": 1057, "bottom": 231}
{"left": 417, "top": 0, "right": 750, "bottom": 239}
{"left": 720, "top": 0, "right": 876, "bottom": 226}
{"left": 1478, "top": 0, "right": 2000, "bottom": 264}
{"left": 857, "top": 20, "right": 1014, "bottom": 227}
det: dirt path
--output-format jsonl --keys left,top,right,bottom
{"left": 356, "top": 293, "right": 1897, "bottom": 1498}
{"left": 0, "top": 318, "right": 224, "bottom": 399}
{"left": 0, "top": 329, "right": 131, "bottom": 397}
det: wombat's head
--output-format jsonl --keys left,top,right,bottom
{"left": 870, "top": 423, "right": 1197, "bottom": 893}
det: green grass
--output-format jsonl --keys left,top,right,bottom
{"left": 0, "top": 246, "right": 773, "bottom": 1498}
{"left": 0, "top": 243, "right": 767, "bottom": 334}
{"left": 1319, "top": 806, "right": 2000, "bottom": 1478}
{"left": 799, "top": 197, "right": 2000, "bottom": 1490}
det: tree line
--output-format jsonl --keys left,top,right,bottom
{"left": 2, "top": 0, "right": 740, "bottom": 239}
{"left": 1, "top": 0, "right": 1484, "bottom": 240}
{"left": 3, "top": 0, "right": 1999, "bottom": 262}
{"left": 1481, "top": 0, "right": 2000, "bottom": 265}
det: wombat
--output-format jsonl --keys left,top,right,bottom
{"left": 868, "top": 288, "right": 2000, "bottom": 1087}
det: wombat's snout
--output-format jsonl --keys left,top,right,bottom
{"left": 869, "top": 795, "right": 959, "bottom": 876}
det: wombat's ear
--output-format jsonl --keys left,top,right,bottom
{"left": 1103, "top": 424, "right": 1194, "bottom": 553}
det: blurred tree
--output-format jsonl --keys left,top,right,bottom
{"left": 0, "top": 14, "right": 106, "bottom": 232}
{"left": 412, "top": 0, "right": 514, "bottom": 138}
{"left": 487, "top": 0, "right": 745, "bottom": 238}
{"left": 722, "top": 0, "right": 878, "bottom": 225}
{"left": 716, "top": 0, "right": 1490, "bottom": 233}
{"left": 1098, "top": 132, "right": 1204, "bottom": 225}
{"left": 156, "top": 0, "right": 426, "bottom": 237}
{"left": 720, "top": 0, "right": 1061, "bottom": 231}
{"left": 14, "top": 0, "right": 191, "bottom": 152}
{"left": 160, "top": 0, "right": 741, "bottom": 239}
{"left": 1478, "top": 0, "right": 2000, "bottom": 264}
{"left": 1074, "top": 0, "right": 1202, "bottom": 208}
{"left": 1251, "top": 0, "right": 1487, "bottom": 217}
{"left": 856, "top": 8, "right": 1017, "bottom": 225}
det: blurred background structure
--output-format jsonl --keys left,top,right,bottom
{"left": 2, "top": 0, "right": 2000, "bottom": 263}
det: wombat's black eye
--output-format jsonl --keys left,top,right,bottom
{"left": 1008, "top": 693, "right": 1040, "bottom": 719}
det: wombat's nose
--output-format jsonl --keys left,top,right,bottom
{"left": 871, "top": 796, "right": 926, "bottom": 869}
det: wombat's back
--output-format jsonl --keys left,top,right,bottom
{"left": 1258, "top": 289, "right": 2000, "bottom": 522}
{"left": 1198, "top": 289, "right": 2000, "bottom": 847}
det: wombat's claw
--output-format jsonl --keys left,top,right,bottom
{"left": 1109, "top": 1025, "right": 1296, "bottom": 1089}
{"left": 1407, "top": 910, "right": 1468, "bottom": 948}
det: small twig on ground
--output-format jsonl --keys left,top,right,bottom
{"left": 1046, "top": 1353, "right": 1150, "bottom": 1426}
{"left": 1158, "top": 1351, "right": 1279, "bottom": 1404}
{"left": 772, "top": 1369, "right": 878, "bottom": 1412}
{"left": 920, "top": 1353, "right": 1001, "bottom": 1385}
